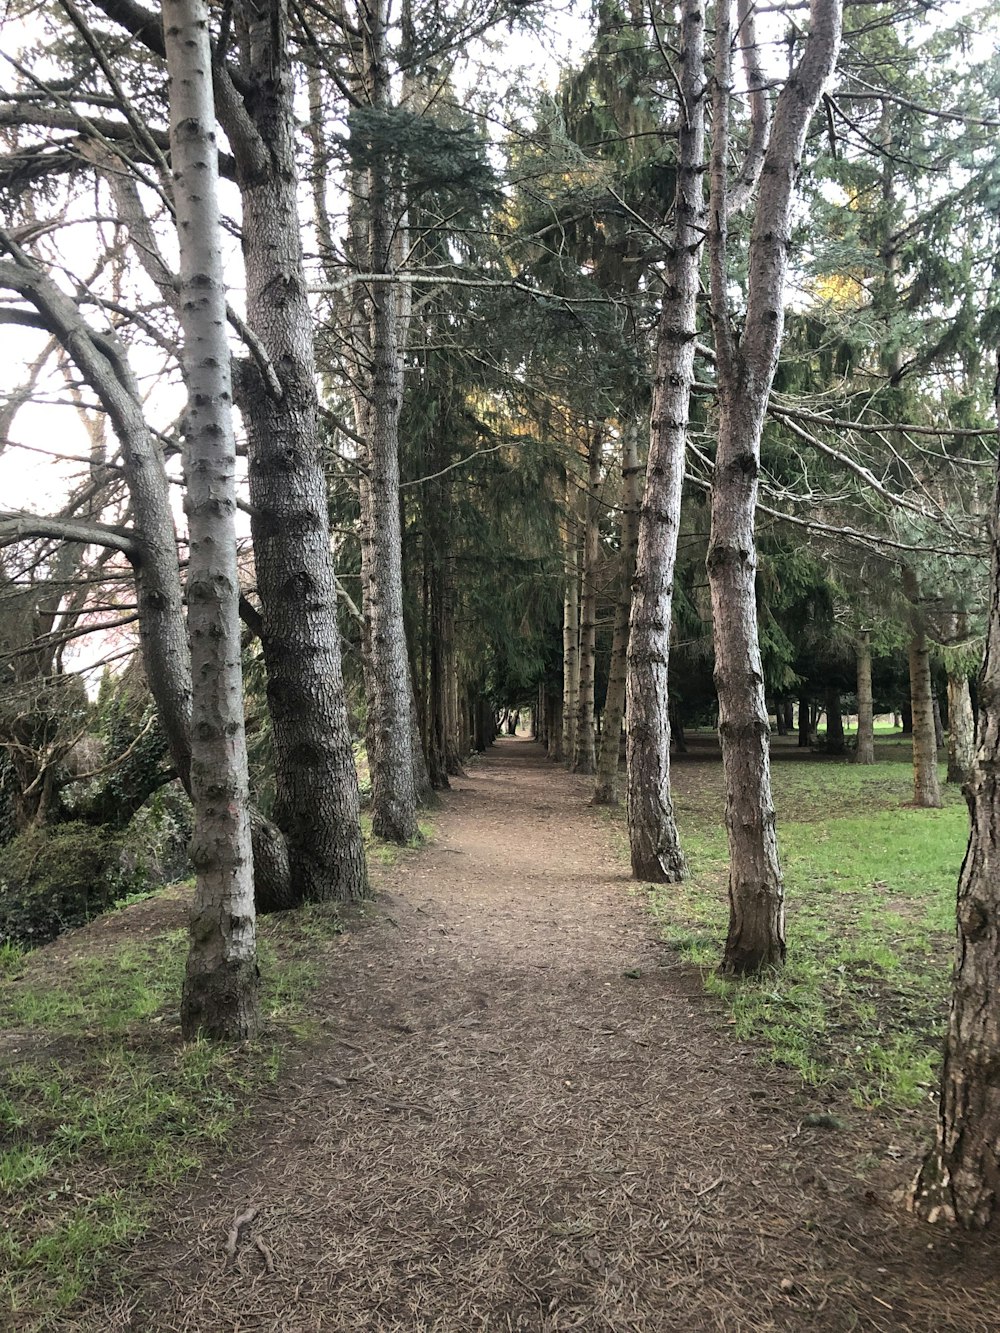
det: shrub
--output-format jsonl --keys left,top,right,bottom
{"left": 0, "top": 823, "right": 146, "bottom": 947}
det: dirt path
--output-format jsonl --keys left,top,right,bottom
{"left": 106, "top": 740, "right": 998, "bottom": 1332}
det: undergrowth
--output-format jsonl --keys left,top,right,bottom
{"left": 646, "top": 739, "right": 965, "bottom": 1112}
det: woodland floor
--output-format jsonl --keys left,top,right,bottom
{"left": 25, "top": 739, "right": 1000, "bottom": 1331}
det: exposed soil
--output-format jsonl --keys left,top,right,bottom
{"left": 73, "top": 739, "right": 1000, "bottom": 1331}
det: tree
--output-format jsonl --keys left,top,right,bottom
{"left": 911, "top": 368, "right": 1000, "bottom": 1229}
{"left": 163, "top": 0, "right": 259, "bottom": 1039}
{"left": 707, "top": 0, "right": 843, "bottom": 974}
{"left": 624, "top": 0, "right": 706, "bottom": 882}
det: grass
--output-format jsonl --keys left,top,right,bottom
{"left": 0, "top": 894, "right": 345, "bottom": 1324}
{"left": 647, "top": 739, "right": 966, "bottom": 1112}
{"left": 0, "top": 804, "right": 432, "bottom": 1325}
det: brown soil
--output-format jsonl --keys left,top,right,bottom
{"left": 79, "top": 740, "right": 1000, "bottom": 1331}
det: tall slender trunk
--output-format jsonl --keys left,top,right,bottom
{"left": 707, "top": 0, "right": 843, "bottom": 973}
{"left": 229, "top": 0, "right": 367, "bottom": 903}
{"left": 351, "top": 0, "right": 419, "bottom": 843}
{"left": 574, "top": 427, "right": 602, "bottom": 774}
{"left": 165, "top": 0, "right": 258, "bottom": 1039}
{"left": 947, "top": 673, "right": 975, "bottom": 783}
{"left": 594, "top": 417, "right": 641, "bottom": 804}
{"left": 903, "top": 567, "right": 942, "bottom": 809}
{"left": 797, "top": 695, "right": 811, "bottom": 748}
{"left": 912, "top": 387, "right": 1000, "bottom": 1229}
{"left": 855, "top": 631, "right": 875, "bottom": 764}
{"left": 561, "top": 470, "right": 581, "bottom": 764}
{"left": 624, "top": 0, "right": 705, "bottom": 881}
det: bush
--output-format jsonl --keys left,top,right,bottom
{"left": 0, "top": 823, "right": 147, "bottom": 948}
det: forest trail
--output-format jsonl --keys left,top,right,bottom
{"left": 107, "top": 740, "right": 998, "bottom": 1332}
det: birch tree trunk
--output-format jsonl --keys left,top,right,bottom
{"left": 947, "top": 673, "right": 975, "bottom": 783}
{"left": 574, "top": 427, "right": 602, "bottom": 774}
{"left": 561, "top": 470, "right": 581, "bottom": 765}
{"left": 903, "top": 567, "right": 943, "bottom": 808}
{"left": 855, "top": 631, "right": 875, "bottom": 764}
{"left": 624, "top": 0, "right": 705, "bottom": 880}
{"left": 912, "top": 391, "right": 1000, "bottom": 1228}
{"left": 707, "top": 0, "right": 843, "bottom": 973}
{"left": 228, "top": 0, "right": 367, "bottom": 902}
{"left": 594, "top": 417, "right": 641, "bottom": 804}
{"left": 163, "top": 0, "right": 258, "bottom": 1040}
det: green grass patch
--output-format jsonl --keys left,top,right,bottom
{"left": 648, "top": 742, "right": 966, "bottom": 1112}
{"left": 0, "top": 892, "right": 342, "bottom": 1326}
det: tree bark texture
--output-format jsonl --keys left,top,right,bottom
{"left": 352, "top": 1, "right": 419, "bottom": 843}
{"left": 594, "top": 417, "right": 641, "bottom": 804}
{"left": 947, "top": 673, "right": 975, "bottom": 784}
{"left": 824, "top": 688, "right": 845, "bottom": 755}
{"left": 624, "top": 0, "right": 705, "bottom": 881}
{"left": 574, "top": 426, "right": 602, "bottom": 774}
{"left": 164, "top": 0, "right": 259, "bottom": 1041}
{"left": 707, "top": 0, "right": 843, "bottom": 973}
{"left": 912, "top": 399, "right": 1000, "bottom": 1228}
{"left": 229, "top": 0, "right": 367, "bottom": 902}
{"left": 561, "top": 470, "right": 581, "bottom": 765}
{"left": 903, "top": 568, "right": 943, "bottom": 809}
{"left": 855, "top": 632, "right": 875, "bottom": 764}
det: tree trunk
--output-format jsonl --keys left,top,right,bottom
{"left": 855, "top": 631, "right": 875, "bottom": 765}
{"left": 824, "top": 688, "right": 845, "bottom": 755}
{"left": 548, "top": 693, "right": 563, "bottom": 761}
{"left": 912, "top": 402, "right": 1000, "bottom": 1228}
{"left": 624, "top": 0, "right": 704, "bottom": 881}
{"left": 947, "top": 673, "right": 975, "bottom": 784}
{"left": 707, "top": 0, "right": 842, "bottom": 974}
{"left": 561, "top": 470, "right": 581, "bottom": 765}
{"left": 594, "top": 417, "right": 641, "bottom": 805}
{"left": 797, "top": 695, "right": 811, "bottom": 748}
{"left": 164, "top": 0, "right": 258, "bottom": 1041}
{"left": 933, "top": 693, "right": 946, "bottom": 749}
{"left": 229, "top": 0, "right": 367, "bottom": 902}
{"left": 901, "top": 701, "right": 913, "bottom": 734}
{"left": 775, "top": 703, "right": 788, "bottom": 736}
{"left": 903, "top": 567, "right": 943, "bottom": 809}
{"left": 575, "top": 426, "right": 602, "bottom": 774}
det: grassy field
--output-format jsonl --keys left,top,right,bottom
{"left": 646, "top": 736, "right": 966, "bottom": 1112}
{"left": 0, "top": 808, "right": 432, "bottom": 1325}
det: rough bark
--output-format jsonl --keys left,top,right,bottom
{"left": 165, "top": 0, "right": 259, "bottom": 1040}
{"left": 561, "top": 471, "right": 581, "bottom": 765}
{"left": 707, "top": 0, "right": 843, "bottom": 973}
{"left": 574, "top": 427, "right": 602, "bottom": 775}
{"left": 624, "top": 0, "right": 705, "bottom": 881}
{"left": 855, "top": 632, "right": 875, "bottom": 765}
{"left": 824, "top": 688, "right": 845, "bottom": 755}
{"left": 594, "top": 417, "right": 641, "bottom": 805}
{"left": 912, "top": 394, "right": 1000, "bottom": 1228}
{"left": 947, "top": 673, "right": 976, "bottom": 784}
{"left": 903, "top": 567, "right": 943, "bottom": 809}
{"left": 228, "top": 0, "right": 368, "bottom": 901}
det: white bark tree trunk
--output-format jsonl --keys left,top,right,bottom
{"left": 707, "top": 0, "right": 843, "bottom": 973}
{"left": 624, "top": 0, "right": 706, "bottom": 882}
{"left": 594, "top": 416, "right": 642, "bottom": 805}
{"left": 164, "top": 0, "right": 258, "bottom": 1040}
{"left": 947, "top": 673, "right": 975, "bottom": 784}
